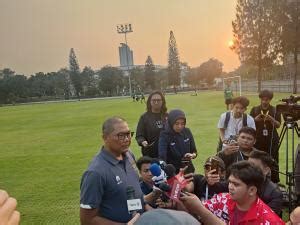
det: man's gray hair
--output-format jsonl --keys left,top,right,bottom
{"left": 102, "top": 116, "right": 127, "bottom": 136}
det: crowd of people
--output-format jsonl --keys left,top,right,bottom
{"left": 77, "top": 89, "right": 300, "bottom": 225}
{"left": 1, "top": 90, "right": 297, "bottom": 225}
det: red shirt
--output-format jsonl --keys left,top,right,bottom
{"left": 203, "top": 193, "right": 285, "bottom": 225}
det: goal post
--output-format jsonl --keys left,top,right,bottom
{"left": 223, "top": 75, "right": 242, "bottom": 96}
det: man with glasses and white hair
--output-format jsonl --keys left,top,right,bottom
{"left": 80, "top": 116, "right": 144, "bottom": 225}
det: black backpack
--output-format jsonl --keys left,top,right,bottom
{"left": 216, "top": 112, "right": 248, "bottom": 152}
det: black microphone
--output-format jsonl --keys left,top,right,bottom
{"left": 164, "top": 164, "right": 176, "bottom": 179}
{"left": 126, "top": 186, "right": 142, "bottom": 216}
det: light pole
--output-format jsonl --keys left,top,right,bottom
{"left": 117, "top": 23, "right": 133, "bottom": 96}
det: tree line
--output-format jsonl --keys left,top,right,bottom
{"left": 1, "top": 0, "right": 299, "bottom": 104}
{"left": 0, "top": 32, "right": 225, "bottom": 105}
{"left": 231, "top": 0, "right": 300, "bottom": 93}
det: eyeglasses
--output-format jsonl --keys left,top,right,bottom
{"left": 151, "top": 99, "right": 162, "bottom": 103}
{"left": 115, "top": 131, "right": 134, "bottom": 141}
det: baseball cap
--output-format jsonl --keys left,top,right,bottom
{"left": 204, "top": 156, "right": 225, "bottom": 171}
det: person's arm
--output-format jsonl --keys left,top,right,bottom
{"left": 219, "top": 128, "right": 225, "bottom": 143}
{"left": 265, "top": 114, "right": 281, "bottom": 128}
{"left": 248, "top": 116, "right": 256, "bottom": 130}
{"left": 180, "top": 193, "right": 225, "bottom": 225}
{"left": 135, "top": 115, "right": 148, "bottom": 147}
{"left": 217, "top": 113, "right": 226, "bottom": 142}
{"left": 188, "top": 128, "right": 197, "bottom": 158}
{"left": 219, "top": 142, "right": 239, "bottom": 156}
{"left": 143, "top": 188, "right": 162, "bottom": 205}
{"left": 0, "top": 189, "right": 20, "bottom": 225}
{"left": 267, "top": 186, "right": 283, "bottom": 216}
{"left": 80, "top": 208, "right": 127, "bottom": 225}
{"left": 158, "top": 132, "right": 168, "bottom": 161}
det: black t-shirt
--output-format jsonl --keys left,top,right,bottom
{"left": 136, "top": 111, "right": 166, "bottom": 158}
{"left": 250, "top": 105, "right": 281, "bottom": 152}
{"left": 193, "top": 174, "right": 228, "bottom": 201}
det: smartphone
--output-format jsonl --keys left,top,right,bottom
{"left": 210, "top": 158, "right": 219, "bottom": 174}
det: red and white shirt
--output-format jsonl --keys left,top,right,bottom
{"left": 203, "top": 193, "right": 285, "bottom": 225}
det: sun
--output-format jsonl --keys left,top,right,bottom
{"left": 228, "top": 40, "right": 234, "bottom": 49}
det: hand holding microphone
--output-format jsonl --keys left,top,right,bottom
{"left": 149, "top": 163, "right": 167, "bottom": 187}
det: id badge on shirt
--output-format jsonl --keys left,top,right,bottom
{"left": 127, "top": 199, "right": 142, "bottom": 212}
{"left": 263, "top": 129, "right": 268, "bottom": 136}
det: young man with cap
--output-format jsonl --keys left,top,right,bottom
{"left": 158, "top": 109, "right": 197, "bottom": 174}
{"left": 250, "top": 89, "right": 281, "bottom": 183}
{"left": 185, "top": 156, "right": 228, "bottom": 201}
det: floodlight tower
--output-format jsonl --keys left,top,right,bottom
{"left": 117, "top": 23, "right": 133, "bottom": 96}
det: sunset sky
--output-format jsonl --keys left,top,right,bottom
{"left": 0, "top": 0, "right": 240, "bottom": 76}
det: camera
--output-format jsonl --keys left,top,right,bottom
{"left": 276, "top": 95, "right": 300, "bottom": 122}
{"left": 224, "top": 135, "right": 238, "bottom": 145}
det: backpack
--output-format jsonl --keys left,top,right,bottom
{"left": 216, "top": 112, "right": 248, "bottom": 152}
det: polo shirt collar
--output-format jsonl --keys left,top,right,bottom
{"left": 100, "top": 147, "right": 127, "bottom": 166}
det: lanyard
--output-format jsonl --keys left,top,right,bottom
{"left": 261, "top": 110, "right": 269, "bottom": 128}
{"left": 205, "top": 184, "right": 208, "bottom": 200}
{"left": 239, "top": 150, "right": 244, "bottom": 161}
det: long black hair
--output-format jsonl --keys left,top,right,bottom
{"left": 146, "top": 91, "right": 167, "bottom": 116}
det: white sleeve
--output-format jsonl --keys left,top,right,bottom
{"left": 217, "top": 113, "right": 226, "bottom": 128}
{"left": 247, "top": 115, "right": 256, "bottom": 130}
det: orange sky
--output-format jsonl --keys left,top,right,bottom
{"left": 0, "top": 0, "right": 240, "bottom": 76}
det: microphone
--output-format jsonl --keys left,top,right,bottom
{"left": 149, "top": 163, "right": 167, "bottom": 186}
{"left": 164, "top": 164, "right": 189, "bottom": 202}
{"left": 164, "top": 164, "right": 176, "bottom": 179}
{"left": 126, "top": 186, "right": 142, "bottom": 216}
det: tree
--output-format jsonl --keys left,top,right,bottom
{"left": 232, "top": 0, "right": 284, "bottom": 92}
{"left": 282, "top": 0, "right": 300, "bottom": 93}
{"left": 144, "top": 56, "right": 156, "bottom": 90}
{"left": 98, "top": 66, "right": 125, "bottom": 96}
{"left": 156, "top": 68, "right": 168, "bottom": 90}
{"left": 167, "top": 31, "right": 181, "bottom": 93}
{"left": 184, "top": 67, "right": 199, "bottom": 88}
{"left": 28, "top": 72, "right": 48, "bottom": 98}
{"left": 130, "top": 67, "right": 145, "bottom": 92}
{"left": 69, "top": 48, "right": 82, "bottom": 98}
{"left": 198, "top": 58, "right": 223, "bottom": 85}
{"left": 57, "top": 68, "right": 72, "bottom": 99}
{"left": 81, "top": 66, "right": 98, "bottom": 97}
{"left": 0, "top": 68, "right": 15, "bottom": 79}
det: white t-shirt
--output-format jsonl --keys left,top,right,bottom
{"left": 217, "top": 111, "right": 256, "bottom": 140}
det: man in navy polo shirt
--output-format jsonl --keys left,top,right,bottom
{"left": 80, "top": 116, "right": 144, "bottom": 225}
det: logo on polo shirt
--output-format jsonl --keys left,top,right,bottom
{"left": 116, "top": 175, "right": 122, "bottom": 184}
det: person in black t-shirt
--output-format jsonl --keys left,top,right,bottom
{"left": 136, "top": 91, "right": 168, "bottom": 158}
{"left": 185, "top": 156, "right": 228, "bottom": 201}
{"left": 250, "top": 90, "right": 281, "bottom": 183}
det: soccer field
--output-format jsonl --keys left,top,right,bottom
{"left": 0, "top": 91, "right": 294, "bottom": 224}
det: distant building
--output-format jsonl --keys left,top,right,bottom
{"left": 119, "top": 43, "right": 134, "bottom": 69}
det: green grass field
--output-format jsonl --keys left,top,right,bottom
{"left": 0, "top": 91, "right": 295, "bottom": 224}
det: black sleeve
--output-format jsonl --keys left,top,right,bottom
{"left": 187, "top": 128, "right": 197, "bottom": 155}
{"left": 217, "top": 151, "right": 233, "bottom": 170}
{"left": 274, "top": 107, "right": 281, "bottom": 124}
{"left": 135, "top": 114, "right": 147, "bottom": 146}
{"left": 250, "top": 107, "right": 255, "bottom": 117}
{"left": 268, "top": 186, "right": 283, "bottom": 216}
{"left": 158, "top": 131, "right": 169, "bottom": 161}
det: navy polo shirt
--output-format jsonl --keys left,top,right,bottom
{"left": 80, "top": 147, "right": 144, "bottom": 223}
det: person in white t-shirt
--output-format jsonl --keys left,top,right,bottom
{"left": 217, "top": 96, "right": 256, "bottom": 151}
